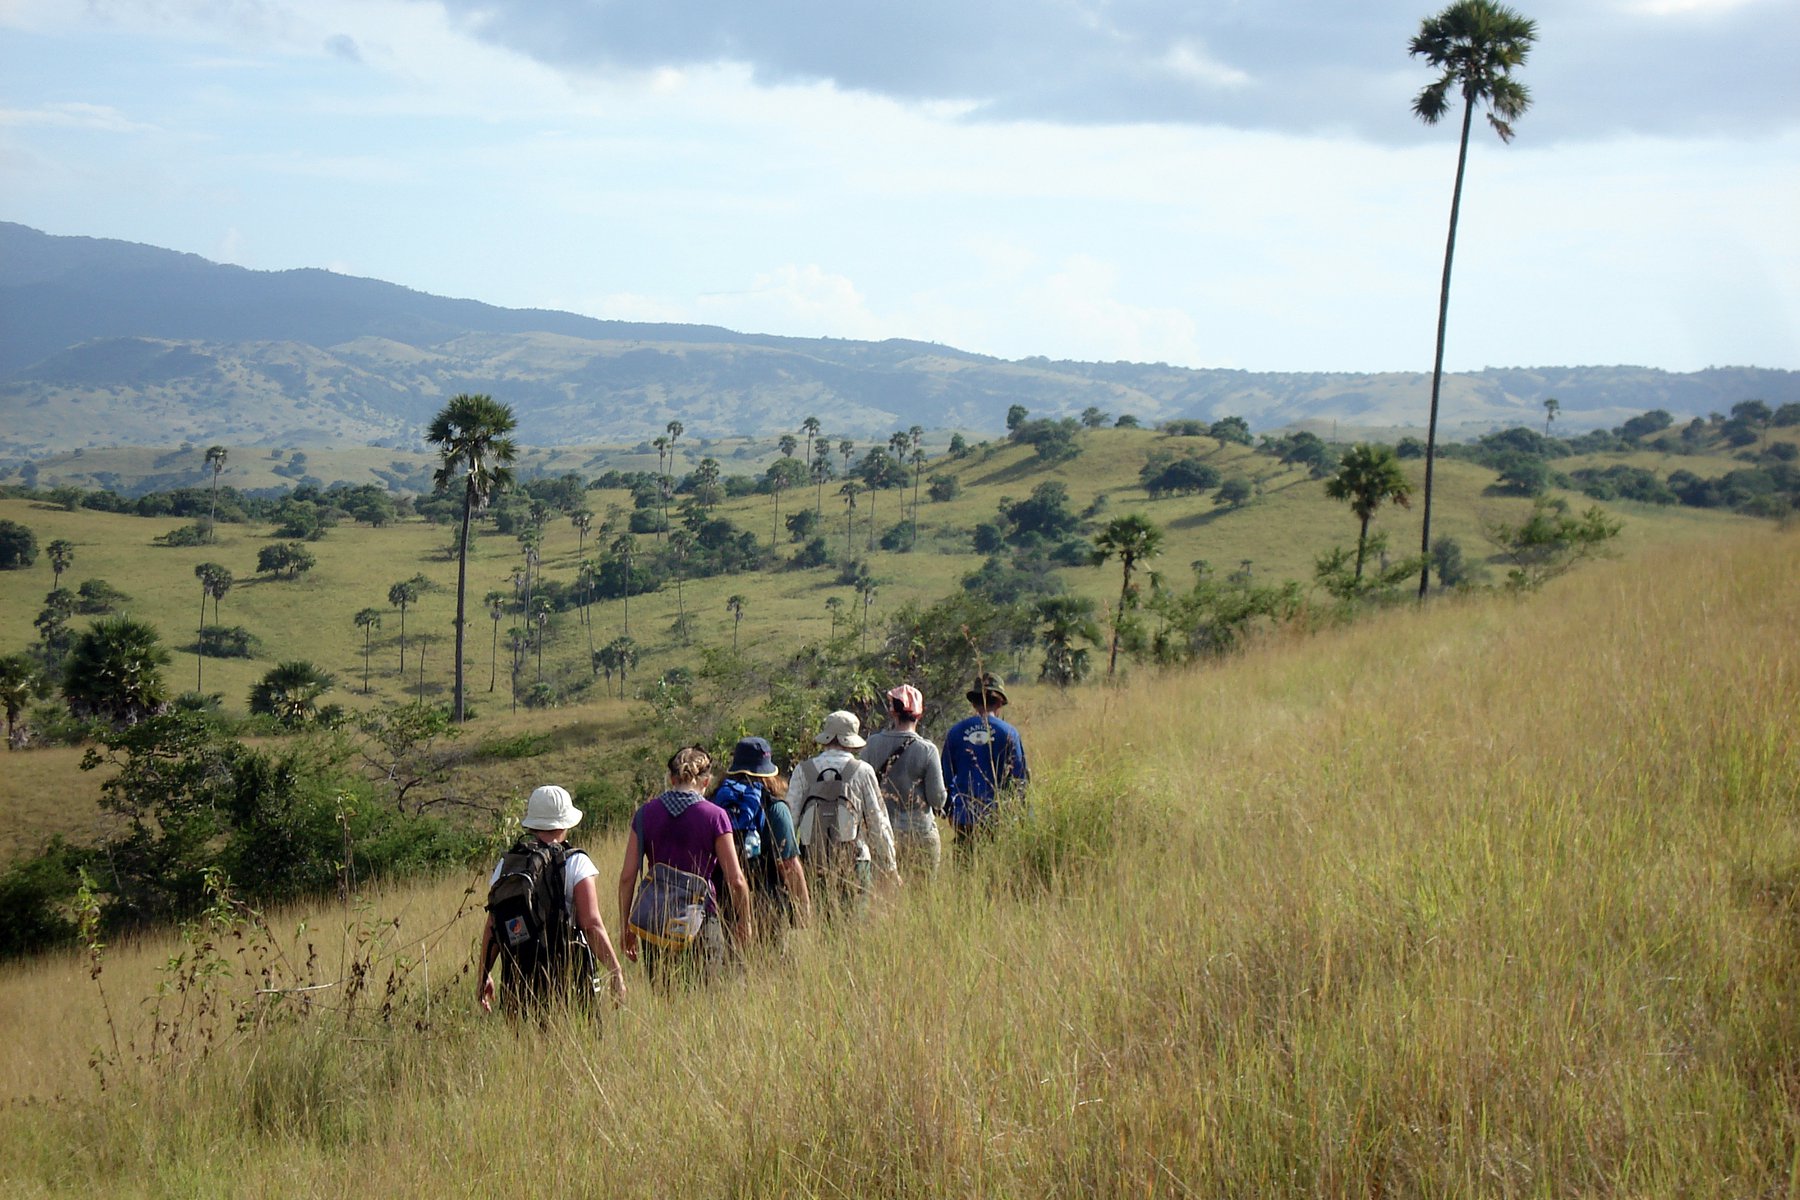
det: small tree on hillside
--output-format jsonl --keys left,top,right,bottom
{"left": 63, "top": 617, "right": 171, "bottom": 726}
{"left": 249, "top": 661, "right": 335, "bottom": 728}
{"left": 46, "top": 540, "right": 73, "bottom": 590}
{"left": 0, "top": 520, "right": 38, "bottom": 570}
{"left": 354, "top": 608, "right": 382, "bottom": 693}
{"left": 1092, "top": 514, "right": 1163, "bottom": 677}
{"left": 1324, "top": 444, "right": 1414, "bottom": 582}
{"left": 727, "top": 594, "right": 747, "bottom": 653}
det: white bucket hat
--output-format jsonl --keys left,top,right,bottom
{"left": 815, "top": 710, "right": 866, "bottom": 749}
{"left": 520, "top": 784, "right": 582, "bottom": 831}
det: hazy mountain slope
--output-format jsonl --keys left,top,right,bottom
{"left": 2, "top": 222, "right": 1794, "bottom": 456}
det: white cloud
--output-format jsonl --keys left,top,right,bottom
{"left": 0, "top": 102, "right": 157, "bottom": 133}
{"left": 1160, "top": 41, "right": 1252, "bottom": 90}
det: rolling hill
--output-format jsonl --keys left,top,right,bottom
{"left": 4, "top": 222, "right": 1795, "bottom": 461}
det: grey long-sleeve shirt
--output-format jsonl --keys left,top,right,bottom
{"left": 860, "top": 730, "right": 948, "bottom": 818}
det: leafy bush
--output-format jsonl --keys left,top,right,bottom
{"left": 0, "top": 519, "right": 37, "bottom": 569}
{"left": 156, "top": 522, "right": 213, "bottom": 548}
{"left": 196, "top": 625, "right": 258, "bottom": 658}
{"left": 1141, "top": 456, "right": 1222, "bottom": 498}
{"left": 76, "top": 578, "right": 131, "bottom": 613}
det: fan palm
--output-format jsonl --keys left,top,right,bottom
{"left": 203, "top": 445, "right": 227, "bottom": 542}
{"left": 427, "top": 393, "right": 518, "bottom": 722}
{"left": 1092, "top": 514, "right": 1164, "bottom": 677}
{"left": 249, "top": 660, "right": 335, "bottom": 728}
{"left": 1410, "top": 0, "right": 1536, "bottom": 599}
{"left": 1325, "top": 444, "right": 1414, "bottom": 581}
{"left": 62, "top": 617, "right": 170, "bottom": 726}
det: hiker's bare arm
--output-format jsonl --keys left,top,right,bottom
{"left": 572, "top": 876, "right": 626, "bottom": 1003}
{"left": 617, "top": 828, "right": 642, "bottom": 963}
{"left": 715, "top": 832, "right": 754, "bottom": 944}
{"left": 777, "top": 855, "right": 812, "bottom": 927}
{"left": 476, "top": 915, "right": 498, "bottom": 1012}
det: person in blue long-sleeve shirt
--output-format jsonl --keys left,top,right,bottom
{"left": 941, "top": 673, "right": 1028, "bottom": 848}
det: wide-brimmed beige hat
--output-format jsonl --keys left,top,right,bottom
{"left": 815, "top": 710, "right": 866, "bottom": 749}
{"left": 520, "top": 784, "right": 582, "bottom": 831}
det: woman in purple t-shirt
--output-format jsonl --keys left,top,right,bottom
{"left": 616, "top": 746, "right": 752, "bottom": 981}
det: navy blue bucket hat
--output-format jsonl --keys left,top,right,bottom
{"left": 726, "top": 737, "right": 779, "bottom": 777}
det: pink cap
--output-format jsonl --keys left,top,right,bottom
{"left": 886, "top": 684, "right": 923, "bottom": 718}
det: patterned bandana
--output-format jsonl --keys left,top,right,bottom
{"left": 658, "top": 788, "right": 703, "bottom": 818}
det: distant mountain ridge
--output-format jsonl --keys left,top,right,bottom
{"left": 2, "top": 221, "right": 1794, "bottom": 457}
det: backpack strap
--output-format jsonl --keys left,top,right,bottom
{"left": 877, "top": 734, "right": 915, "bottom": 782}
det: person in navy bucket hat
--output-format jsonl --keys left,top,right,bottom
{"left": 710, "top": 737, "right": 812, "bottom": 935}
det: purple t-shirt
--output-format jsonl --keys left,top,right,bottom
{"left": 632, "top": 791, "right": 732, "bottom": 908}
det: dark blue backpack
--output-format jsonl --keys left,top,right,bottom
{"left": 712, "top": 777, "right": 766, "bottom": 861}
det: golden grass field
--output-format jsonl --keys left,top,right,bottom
{"left": 0, "top": 522, "right": 1794, "bottom": 1197}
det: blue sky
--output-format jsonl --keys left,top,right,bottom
{"left": 1, "top": 0, "right": 1795, "bottom": 373}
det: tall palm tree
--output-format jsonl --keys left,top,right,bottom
{"left": 778, "top": 433, "right": 799, "bottom": 458}
{"left": 726, "top": 594, "right": 746, "bottom": 653}
{"left": 571, "top": 508, "right": 593, "bottom": 553}
{"left": 1409, "top": 0, "right": 1536, "bottom": 599}
{"left": 205, "top": 565, "right": 233, "bottom": 627}
{"left": 1092, "top": 514, "right": 1164, "bottom": 677}
{"left": 193, "top": 562, "right": 218, "bottom": 691}
{"left": 825, "top": 595, "right": 845, "bottom": 639}
{"left": 812, "top": 440, "right": 833, "bottom": 516}
{"left": 47, "top": 540, "right": 73, "bottom": 590}
{"left": 838, "top": 479, "right": 862, "bottom": 556}
{"left": 486, "top": 592, "right": 507, "bottom": 691}
{"left": 354, "top": 608, "right": 382, "bottom": 693}
{"left": 1543, "top": 396, "right": 1560, "bottom": 435}
{"left": 203, "top": 445, "right": 228, "bottom": 543}
{"left": 801, "top": 416, "right": 821, "bottom": 476}
{"left": 426, "top": 393, "right": 518, "bottom": 722}
{"left": 612, "top": 532, "right": 637, "bottom": 638}
{"left": 1325, "top": 444, "right": 1414, "bottom": 582}
{"left": 669, "top": 529, "right": 695, "bottom": 636}
{"left": 388, "top": 578, "right": 420, "bottom": 674}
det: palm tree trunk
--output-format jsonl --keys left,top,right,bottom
{"left": 1418, "top": 89, "right": 1476, "bottom": 601}
{"left": 452, "top": 483, "right": 473, "bottom": 720}
{"left": 196, "top": 585, "right": 206, "bottom": 691}
{"left": 1355, "top": 513, "right": 1371, "bottom": 582}
{"left": 490, "top": 617, "right": 499, "bottom": 691}
{"left": 1108, "top": 562, "right": 1132, "bottom": 677}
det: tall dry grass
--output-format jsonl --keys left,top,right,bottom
{"left": 1, "top": 529, "right": 1795, "bottom": 1197}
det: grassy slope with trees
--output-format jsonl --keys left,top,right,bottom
{"left": 0, "top": 415, "right": 1787, "bottom": 862}
{"left": 0, "top": 524, "right": 1793, "bottom": 1195}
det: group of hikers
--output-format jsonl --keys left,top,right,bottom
{"left": 477, "top": 672, "right": 1030, "bottom": 1011}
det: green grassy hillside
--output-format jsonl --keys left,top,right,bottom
{"left": 0, "top": 426, "right": 1765, "bottom": 859}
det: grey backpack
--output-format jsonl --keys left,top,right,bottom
{"left": 796, "top": 764, "right": 860, "bottom": 879}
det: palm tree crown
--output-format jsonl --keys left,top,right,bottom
{"left": 427, "top": 393, "right": 518, "bottom": 722}
{"left": 1410, "top": 2, "right": 1536, "bottom": 139}
{"left": 1325, "top": 444, "right": 1414, "bottom": 581}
